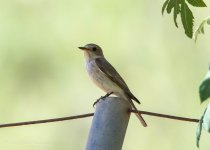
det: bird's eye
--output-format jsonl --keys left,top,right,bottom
{"left": 92, "top": 47, "right": 97, "bottom": 51}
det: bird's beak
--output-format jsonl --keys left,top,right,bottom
{"left": 78, "top": 46, "right": 89, "bottom": 51}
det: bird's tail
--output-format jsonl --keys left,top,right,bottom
{"left": 127, "top": 98, "right": 147, "bottom": 127}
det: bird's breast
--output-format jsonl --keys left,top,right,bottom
{"left": 85, "top": 59, "right": 122, "bottom": 95}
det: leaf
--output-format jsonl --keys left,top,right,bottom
{"left": 180, "top": 1, "right": 194, "bottom": 38}
{"left": 199, "top": 77, "right": 210, "bottom": 102}
{"left": 203, "top": 103, "right": 210, "bottom": 132}
{"left": 201, "top": 25, "right": 204, "bottom": 34}
{"left": 196, "top": 112, "right": 204, "bottom": 147}
{"left": 162, "top": 0, "right": 170, "bottom": 15}
{"left": 167, "top": 0, "right": 175, "bottom": 13}
{"left": 196, "top": 107, "right": 207, "bottom": 147}
{"left": 186, "top": 0, "right": 207, "bottom": 7}
{"left": 207, "top": 18, "right": 210, "bottom": 25}
{"left": 199, "top": 64, "right": 210, "bottom": 103}
{"left": 174, "top": 0, "right": 181, "bottom": 27}
{"left": 164, "top": 0, "right": 181, "bottom": 27}
{"left": 193, "top": 17, "right": 210, "bottom": 42}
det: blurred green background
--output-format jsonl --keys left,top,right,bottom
{"left": 0, "top": 0, "right": 210, "bottom": 149}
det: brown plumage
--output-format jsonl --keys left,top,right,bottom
{"left": 79, "top": 43, "right": 147, "bottom": 127}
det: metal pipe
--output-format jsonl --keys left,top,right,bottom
{"left": 86, "top": 97, "right": 131, "bottom": 150}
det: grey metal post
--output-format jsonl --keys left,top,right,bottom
{"left": 86, "top": 97, "right": 131, "bottom": 150}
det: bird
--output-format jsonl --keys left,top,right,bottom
{"left": 78, "top": 43, "right": 147, "bottom": 127}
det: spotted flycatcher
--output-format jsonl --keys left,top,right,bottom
{"left": 79, "top": 43, "right": 147, "bottom": 127}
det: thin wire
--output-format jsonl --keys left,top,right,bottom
{"left": 0, "top": 110, "right": 199, "bottom": 128}
{"left": 0, "top": 113, "right": 94, "bottom": 128}
{"left": 131, "top": 110, "right": 199, "bottom": 123}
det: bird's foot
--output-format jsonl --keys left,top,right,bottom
{"left": 93, "top": 92, "right": 113, "bottom": 107}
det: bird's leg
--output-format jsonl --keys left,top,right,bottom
{"left": 93, "top": 92, "right": 113, "bottom": 107}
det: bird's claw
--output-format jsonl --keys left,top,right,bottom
{"left": 93, "top": 99, "right": 100, "bottom": 107}
{"left": 93, "top": 92, "right": 113, "bottom": 107}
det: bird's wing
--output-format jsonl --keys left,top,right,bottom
{"left": 95, "top": 57, "right": 140, "bottom": 104}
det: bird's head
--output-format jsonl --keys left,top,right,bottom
{"left": 79, "top": 43, "right": 104, "bottom": 59}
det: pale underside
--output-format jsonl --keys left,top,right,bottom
{"left": 85, "top": 58, "right": 127, "bottom": 99}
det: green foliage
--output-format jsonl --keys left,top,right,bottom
{"left": 162, "top": 0, "right": 207, "bottom": 38}
{"left": 162, "top": 0, "right": 170, "bottom": 15}
{"left": 194, "top": 17, "right": 210, "bottom": 42}
{"left": 180, "top": 1, "right": 194, "bottom": 37}
{"left": 207, "top": 19, "right": 210, "bottom": 24}
{"left": 199, "top": 65, "right": 210, "bottom": 103}
{"left": 187, "top": 0, "right": 207, "bottom": 7}
{"left": 196, "top": 104, "right": 210, "bottom": 147}
{"left": 196, "top": 109, "right": 205, "bottom": 148}
{"left": 162, "top": 0, "right": 182, "bottom": 28}
{"left": 203, "top": 105, "right": 210, "bottom": 132}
